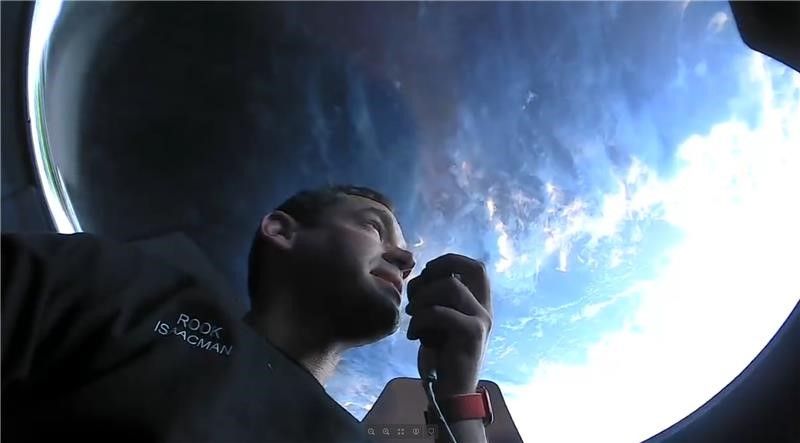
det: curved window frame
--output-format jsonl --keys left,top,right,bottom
{"left": 26, "top": 0, "right": 81, "bottom": 233}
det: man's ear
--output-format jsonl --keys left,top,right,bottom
{"left": 259, "top": 211, "right": 298, "bottom": 251}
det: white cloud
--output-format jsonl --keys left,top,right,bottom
{"left": 571, "top": 282, "right": 649, "bottom": 323}
{"left": 504, "top": 53, "right": 800, "bottom": 443}
{"left": 707, "top": 11, "right": 729, "bottom": 34}
{"left": 501, "top": 316, "right": 536, "bottom": 332}
{"left": 582, "top": 299, "right": 614, "bottom": 320}
{"left": 504, "top": 160, "right": 660, "bottom": 277}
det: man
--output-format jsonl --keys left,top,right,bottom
{"left": 2, "top": 185, "right": 493, "bottom": 443}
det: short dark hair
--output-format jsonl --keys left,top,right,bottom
{"left": 247, "top": 185, "right": 394, "bottom": 303}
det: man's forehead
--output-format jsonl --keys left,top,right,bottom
{"left": 342, "top": 194, "right": 384, "bottom": 208}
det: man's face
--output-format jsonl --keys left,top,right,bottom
{"left": 288, "top": 195, "right": 415, "bottom": 346}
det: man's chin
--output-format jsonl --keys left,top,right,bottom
{"left": 333, "top": 292, "right": 401, "bottom": 346}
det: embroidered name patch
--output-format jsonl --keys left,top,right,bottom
{"left": 154, "top": 313, "right": 233, "bottom": 356}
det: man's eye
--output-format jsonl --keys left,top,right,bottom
{"left": 364, "top": 220, "right": 383, "bottom": 238}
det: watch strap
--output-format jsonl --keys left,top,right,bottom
{"left": 424, "top": 386, "right": 494, "bottom": 426}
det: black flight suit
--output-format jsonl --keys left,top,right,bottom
{"left": 1, "top": 232, "right": 372, "bottom": 443}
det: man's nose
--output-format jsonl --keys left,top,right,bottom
{"left": 385, "top": 247, "right": 415, "bottom": 279}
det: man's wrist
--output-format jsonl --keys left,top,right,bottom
{"left": 433, "top": 380, "right": 478, "bottom": 398}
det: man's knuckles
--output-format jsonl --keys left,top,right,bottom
{"left": 406, "top": 279, "right": 476, "bottom": 314}
{"left": 408, "top": 306, "right": 488, "bottom": 343}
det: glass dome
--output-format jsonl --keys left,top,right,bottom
{"left": 28, "top": 2, "right": 799, "bottom": 442}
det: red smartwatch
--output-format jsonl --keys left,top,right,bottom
{"left": 424, "top": 386, "right": 494, "bottom": 427}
